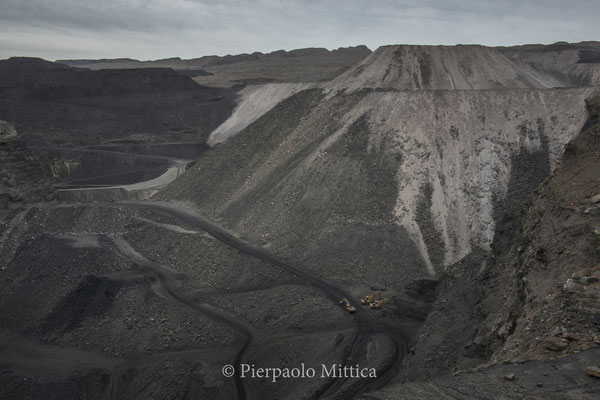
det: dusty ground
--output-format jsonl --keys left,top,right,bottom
{"left": 364, "top": 348, "right": 600, "bottom": 399}
{"left": 0, "top": 193, "right": 410, "bottom": 399}
{"left": 208, "top": 83, "right": 320, "bottom": 145}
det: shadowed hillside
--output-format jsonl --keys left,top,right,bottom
{"left": 0, "top": 57, "right": 238, "bottom": 145}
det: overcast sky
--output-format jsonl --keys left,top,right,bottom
{"left": 1, "top": 0, "right": 599, "bottom": 61}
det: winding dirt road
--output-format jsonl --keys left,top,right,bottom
{"left": 30, "top": 146, "right": 193, "bottom": 198}
{"left": 48, "top": 200, "right": 410, "bottom": 399}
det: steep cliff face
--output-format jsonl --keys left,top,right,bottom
{"left": 331, "top": 87, "right": 592, "bottom": 271}
{"left": 158, "top": 45, "right": 596, "bottom": 284}
{"left": 482, "top": 96, "right": 600, "bottom": 363}
{"left": 396, "top": 96, "right": 600, "bottom": 387}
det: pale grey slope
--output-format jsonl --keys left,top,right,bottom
{"left": 328, "top": 45, "right": 568, "bottom": 92}
{"left": 346, "top": 87, "right": 595, "bottom": 271}
{"left": 207, "top": 82, "right": 319, "bottom": 146}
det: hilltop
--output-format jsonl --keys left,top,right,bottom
{"left": 327, "top": 44, "right": 569, "bottom": 91}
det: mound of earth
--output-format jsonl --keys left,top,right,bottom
{"left": 203, "top": 42, "right": 600, "bottom": 148}
{"left": 158, "top": 48, "right": 596, "bottom": 278}
{"left": 327, "top": 45, "right": 568, "bottom": 92}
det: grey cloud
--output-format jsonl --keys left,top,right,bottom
{"left": 0, "top": 0, "right": 207, "bottom": 31}
{"left": 0, "top": 0, "right": 598, "bottom": 60}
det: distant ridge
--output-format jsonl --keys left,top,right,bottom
{"left": 56, "top": 46, "right": 372, "bottom": 87}
{"left": 56, "top": 46, "right": 371, "bottom": 70}
{"left": 498, "top": 41, "right": 600, "bottom": 86}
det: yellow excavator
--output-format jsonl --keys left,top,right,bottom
{"left": 369, "top": 298, "right": 389, "bottom": 309}
{"left": 361, "top": 291, "right": 380, "bottom": 305}
{"left": 339, "top": 298, "right": 356, "bottom": 313}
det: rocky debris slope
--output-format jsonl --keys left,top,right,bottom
{"left": 327, "top": 45, "right": 568, "bottom": 92}
{"left": 0, "top": 57, "right": 238, "bottom": 145}
{"left": 158, "top": 46, "right": 596, "bottom": 279}
{"left": 157, "top": 88, "right": 432, "bottom": 290}
{"left": 482, "top": 95, "right": 600, "bottom": 363}
{"left": 499, "top": 41, "right": 600, "bottom": 87}
{"left": 390, "top": 95, "right": 600, "bottom": 395}
{"left": 57, "top": 46, "right": 372, "bottom": 87}
{"left": 0, "top": 120, "right": 54, "bottom": 214}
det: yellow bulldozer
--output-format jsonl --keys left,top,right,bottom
{"left": 360, "top": 291, "right": 380, "bottom": 305}
{"left": 360, "top": 291, "right": 389, "bottom": 309}
{"left": 339, "top": 298, "right": 356, "bottom": 313}
{"left": 369, "top": 298, "right": 389, "bottom": 309}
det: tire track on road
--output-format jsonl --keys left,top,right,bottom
{"left": 48, "top": 200, "right": 410, "bottom": 399}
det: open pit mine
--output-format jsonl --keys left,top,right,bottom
{"left": 1, "top": 42, "right": 599, "bottom": 399}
